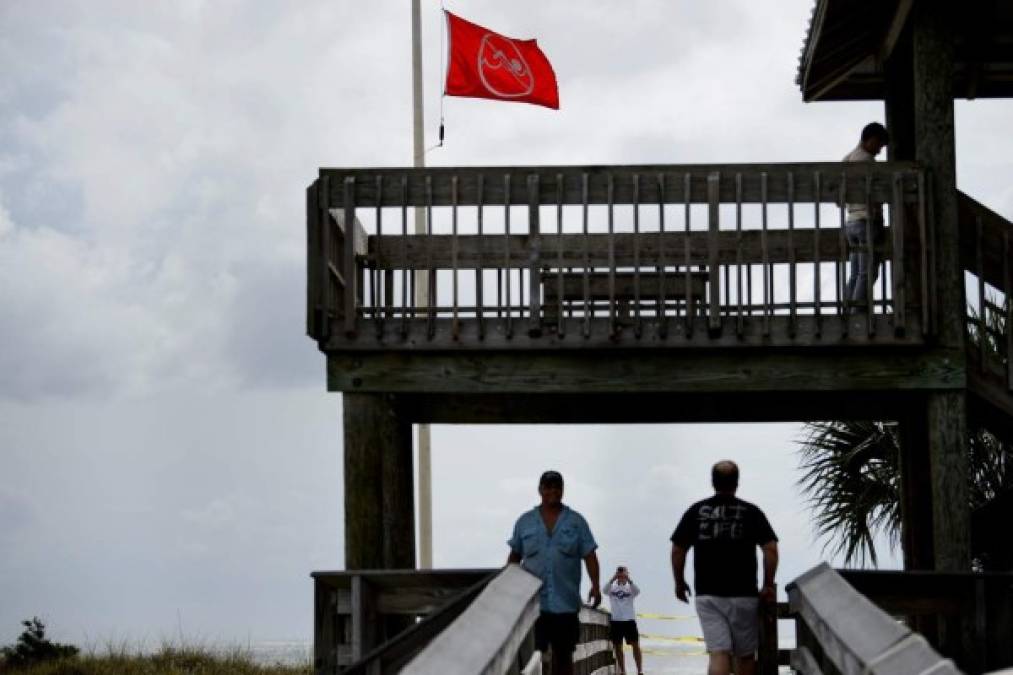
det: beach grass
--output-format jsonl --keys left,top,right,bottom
{"left": 0, "top": 645, "right": 312, "bottom": 675}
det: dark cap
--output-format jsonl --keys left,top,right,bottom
{"left": 539, "top": 470, "right": 564, "bottom": 487}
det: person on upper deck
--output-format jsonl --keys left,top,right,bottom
{"left": 671, "top": 460, "right": 779, "bottom": 675}
{"left": 843, "top": 122, "right": 890, "bottom": 309}
{"left": 508, "top": 470, "right": 601, "bottom": 675}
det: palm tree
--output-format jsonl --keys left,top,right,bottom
{"left": 797, "top": 299, "right": 1012, "bottom": 568}
{"left": 797, "top": 420, "right": 1011, "bottom": 568}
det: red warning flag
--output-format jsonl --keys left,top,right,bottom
{"left": 444, "top": 11, "right": 559, "bottom": 110}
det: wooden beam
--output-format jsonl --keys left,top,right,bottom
{"left": 327, "top": 348, "right": 966, "bottom": 395}
{"left": 367, "top": 228, "right": 895, "bottom": 270}
{"left": 325, "top": 315, "right": 927, "bottom": 352}
{"left": 879, "top": 0, "right": 915, "bottom": 64}
{"left": 392, "top": 391, "right": 919, "bottom": 425}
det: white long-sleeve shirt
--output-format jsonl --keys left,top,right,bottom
{"left": 843, "top": 143, "right": 877, "bottom": 222}
{"left": 606, "top": 580, "right": 640, "bottom": 621}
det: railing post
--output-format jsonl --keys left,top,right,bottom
{"left": 708, "top": 171, "right": 722, "bottom": 335}
{"left": 307, "top": 180, "right": 322, "bottom": 341}
{"left": 319, "top": 176, "right": 335, "bottom": 342}
{"left": 528, "top": 174, "right": 542, "bottom": 337}
{"left": 892, "top": 171, "right": 907, "bottom": 336}
{"left": 1006, "top": 230, "right": 1013, "bottom": 391}
{"left": 343, "top": 176, "right": 358, "bottom": 337}
{"left": 757, "top": 589, "right": 778, "bottom": 675}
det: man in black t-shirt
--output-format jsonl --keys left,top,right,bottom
{"left": 670, "top": 461, "right": 778, "bottom": 675}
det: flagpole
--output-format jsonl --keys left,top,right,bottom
{"left": 411, "top": 0, "right": 433, "bottom": 571}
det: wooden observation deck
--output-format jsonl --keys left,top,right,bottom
{"left": 305, "top": 1, "right": 1013, "bottom": 673}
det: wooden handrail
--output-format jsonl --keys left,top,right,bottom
{"left": 318, "top": 162, "right": 923, "bottom": 208}
{"left": 401, "top": 564, "right": 541, "bottom": 675}
{"left": 788, "top": 563, "right": 963, "bottom": 675}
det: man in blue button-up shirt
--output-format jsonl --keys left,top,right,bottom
{"left": 507, "top": 470, "right": 601, "bottom": 675}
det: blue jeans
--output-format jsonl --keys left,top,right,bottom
{"left": 845, "top": 219, "right": 884, "bottom": 307}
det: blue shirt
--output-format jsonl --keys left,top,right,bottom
{"left": 508, "top": 505, "right": 598, "bottom": 613}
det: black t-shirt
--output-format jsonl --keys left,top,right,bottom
{"left": 670, "top": 494, "right": 777, "bottom": 597}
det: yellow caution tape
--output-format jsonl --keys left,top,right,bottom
{"left": 638, "top": 633, "right": 704, "bottom": 644}
{"left": 636, "top": 647, "right": 708, "bottom": 657}
{"left": 635, "top": 612, "right": 695, "bottom": 621}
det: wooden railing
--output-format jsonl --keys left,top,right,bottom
{"left": 838, "top": 569, "right": 1013, "bottom": 674}
{"left": 787, "top": 564, "right": 963, "bottom": 675}
{"left": 400, "top": 564, "right": 615, "bottom": 675}
{"left": 959, "top": 193, "right": 1013, "bottom": 418}
{"left": 312, "top": 568, "right": 494, "bottom": 674}
{"left": 307, "top": 162, "right": 932, "bottom": 349}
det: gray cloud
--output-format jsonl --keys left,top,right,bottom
{"left": 0, "top": 0, "right": 1008, "bottom": 653}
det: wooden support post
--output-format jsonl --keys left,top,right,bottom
{"left": 912, "top": 1, "right": 970, "bottom": 573}
{"left": 898, "top": 405, "right": 935, "bottom": 572}
{"left": 343, "top": 393, "right": 416, "bottom": 570}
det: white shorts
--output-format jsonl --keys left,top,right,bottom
{"left": 695, "top": 595, "right": 759, "bottom": 657}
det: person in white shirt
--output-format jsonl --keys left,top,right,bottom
{"left": 606, "top": 565, "right": 643, "bottom": 675}
{"left": 842, "top": 122, "right": 890, "bottom": 309}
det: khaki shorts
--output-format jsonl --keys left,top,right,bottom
{"left": 695, "top": 595, "right": 759, "bottom": 657}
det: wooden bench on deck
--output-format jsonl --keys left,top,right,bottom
{"left": 540, "top": 269, "right": 709, "bottom": 325}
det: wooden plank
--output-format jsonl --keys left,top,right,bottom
{"left": 401, "top": 565, "right": 541, "bottom": 675}
{"left": 367, "top": 229, "right": 895, "bottom": 271}
{"left": 891, "top": 172, "right": 907, "bottom": 335}
{"left": 542, "top": 272, "right": 706, "bottom": 302}
{"left": 307, "top": 181, "right": 323, "bottom": 340}
{"left": 608, "top": 174, "right": 617, "bottom": 337}
{"left": 528, "top": 174, "right": 542, "bottom": 337}
{"left": 735, "top": 173, "right": 745, "bottom": 337}
{"left": 326, "top": 314, "right": 928, "bottom": 352}
{"left": 761, "top": 172, "right": 771, "bottom": 336}
{"left": 789, "top": 646, "right": 824, "bottom": 675}
{"left": 813, "top": 172, "right": 823, "bottom": 337}
{"left": 327, "top": 347, "right": 965, "bottom": 394}
{"left": 683, "top": 173, "right": 693, "bottom": 338}
{"left": 657, "top": 173, "right": 669, "bottom": 339}
{"left": 312, "top": 568, "right": 494, "bottom": 590}
{"left": 1007, "top": 230, "right": 1013, "bottom": 391}
{"left": 475, "top": 177, "right": 485, "bottom": 337}
{"left": 314, "top": 580, "right": 338, "bottom": 675}
{"left": 786, "top": 564, "right": 962, "bottom": 675}
{"left": 879, "top": 0, "right": 915, "bottom": 63}
{"left": 633, "top": 173, "right": 642, "bottom": 338}
{"left": 451, "top": 176, "right": 460, "bottom": 340}
{"left": 342, "top": 575, "right": 492, "bottom": 675}
{"left": 957, "top": 191, "right": 1012, "bottom": 303}
{"left": 757, "top": 591, "right": 778, "bottom": 675}
{"left": 976, "top": 215, "right": 986, "bottom": 374}
{"left": 787, "top": 171, "right": 797, "bottom": 338}
{"left": 350, "top": 576, "right": 378, "bottom": 662}
{"left": 707, "top": 171, "right": 721, "bottom": 334}
{"left": 343, "top": 178, "right": 358, "bottom": 337}
{"left": 394, "top": 390, "right": 938, "bottom": 425}
{"left": 318, "top": 163, "right": 922, "bottom": 208}
{"left": 555, "top": 173, "right": 565, "bottom": 338}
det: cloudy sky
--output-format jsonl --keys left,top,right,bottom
{"left": 2, "top": 0, "right": 1012, "bottom": 653}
